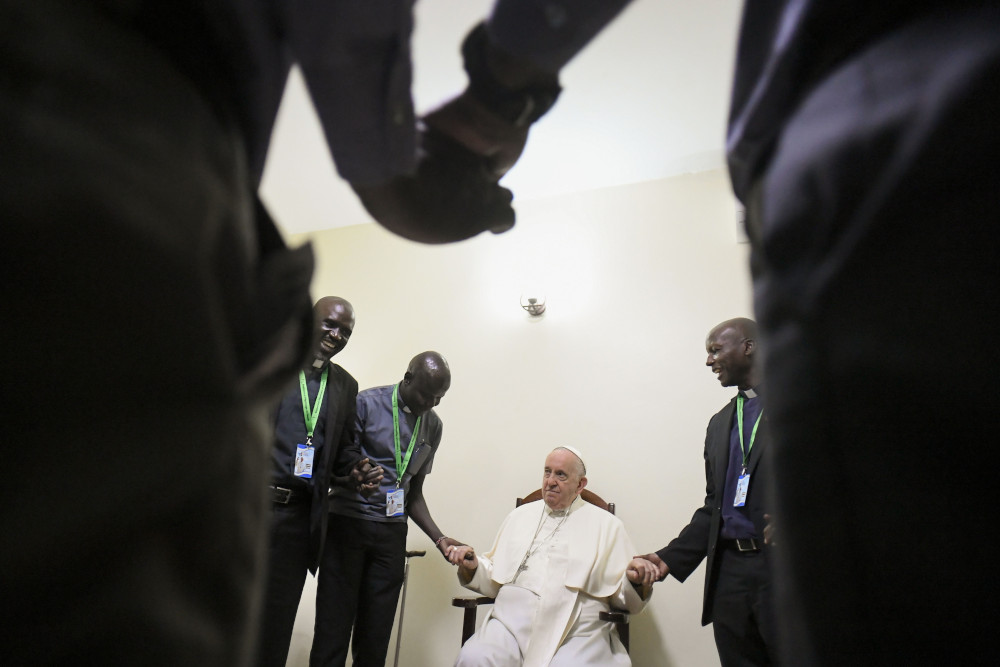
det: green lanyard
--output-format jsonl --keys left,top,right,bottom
{"left": 299, "top": 367, "right": 328, "bottom": 445}
{"left": 736, "top": 393, "right": 763, "bottom": 472}
{"left": 392, "top": 383, "right": 422, "bottom": 487}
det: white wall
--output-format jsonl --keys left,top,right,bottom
{"left": 282, "top": 169, "right": 752, "bottom": 667}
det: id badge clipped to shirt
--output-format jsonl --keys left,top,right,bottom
{"left": 734, "top": 471, "right": 749, "bottom": 507}
{"left": 294, "top": 444, "right": 314, "bottom": 479}
{"left": 386, "top": 487, "right": 405, "bottom": 517}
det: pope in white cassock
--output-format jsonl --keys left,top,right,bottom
{"left": 446, "top": 447, "right": 658, "bottom": 667}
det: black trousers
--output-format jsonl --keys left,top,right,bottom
{"left": 310, "top": 515, "right": 408, "bottom": 667}
{"left": 0, "top": 2, "right": 311, "bottom": 664}
{"left": 750, "top": 7, "right": 1000, "bottom": 665}
{"left": 256, "top": 503, "right": 313, "bottom": 667}
{"left": 711, "top": 548, "right": 778, "bottom": 667}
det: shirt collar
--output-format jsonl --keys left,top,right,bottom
{"left": 544, "top": 494, "right": 584, "bottom": 517}
{"left": 396, "top": 387, "right": 412, "bottom": 414}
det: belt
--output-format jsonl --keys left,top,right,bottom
{"left": 722, "top": 537, "right": 761, "bottom": 553}
{"left": 270, "top": 485, "right": 310, "bottom": 506}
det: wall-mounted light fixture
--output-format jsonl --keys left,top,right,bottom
{"left": 520, "top": 293, "right": 546, "bottom": 316}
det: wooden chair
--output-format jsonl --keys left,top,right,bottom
{"left": 451, "top": 488, "right": 631, "bottom": 651}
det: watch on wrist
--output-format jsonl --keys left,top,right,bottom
{"left": 461, "top": 22, "right": 562, "bottom": 127}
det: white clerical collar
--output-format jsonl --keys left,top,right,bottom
{"left": 743, "top": 387, "right": 758, "bottom": 399}
{"left": 545, "top": 494, "right": 583, "bottom": 517}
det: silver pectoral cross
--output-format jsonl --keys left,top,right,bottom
{"left": 508, "top": 558, "right": 529, "bottom": 584}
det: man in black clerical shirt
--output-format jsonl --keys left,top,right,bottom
{"left": 639, "top": 318, "right": 777, "bottom": 666}
{"left": 256, "top": 297, "right": 382, "bottom": 667}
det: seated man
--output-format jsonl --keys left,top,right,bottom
{"left": 447, "top": 447, "right": 657, "bottom": 666}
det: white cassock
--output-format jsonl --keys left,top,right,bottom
{"left": 455, "top": 495, "right": 648, "bottom": 667}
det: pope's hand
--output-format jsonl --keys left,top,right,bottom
{"left": 627, "top": 557, "right": 657, "bottom": 600}
{"left": 637, "top": 552, "right": 669, "bottom": 581}
{"left": 447, "top": 544, "right": 478, "bottom": 571}
{"left": 627, "top": 557, "right": 658, "bottom": 586}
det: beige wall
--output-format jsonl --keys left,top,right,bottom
{"left": 282, "top": 169, "right": 752, "bottom": 667}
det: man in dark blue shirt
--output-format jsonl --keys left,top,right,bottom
{"left": 313, "top": 351, "right": 463, "bottom": 667}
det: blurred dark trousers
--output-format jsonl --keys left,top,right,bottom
{"left": 748, "top": 7, "right": 1000, "bottom": 665}
{"left": 0, "top": 1, "right": 312, "bottom": 664}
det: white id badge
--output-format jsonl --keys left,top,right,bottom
{"left": 386, "top": 488, "right": 405, "bottom": 517}
{"left": 734, "top": 472, "right": 749, "bottom": 507}
{"left": 294, "top": 444, "right": 315, "bottom": 478}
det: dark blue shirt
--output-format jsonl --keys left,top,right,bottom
{"left": 329, "top": 384, "right": 442, "bottom": 523}
{"left": 271, "top": 370, "right": 328, "bottom": 492}
{"left": 720, "top": 388, "right": 763, "bottom": 539}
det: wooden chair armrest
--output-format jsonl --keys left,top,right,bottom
{"left": 600, "top": 610, "right": 630, "bottom": 652}
{"left": 452, "top": 596, "right": 496, "bottom": 608}
{"left": 599, "top": 610, "right": 628, "bottom": 623}
{"left": 453, "top": 597, "right": 496, "bottom": 645}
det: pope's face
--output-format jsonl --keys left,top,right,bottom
{"left": 542, "top": 449, "right": 586, "bottom": 510}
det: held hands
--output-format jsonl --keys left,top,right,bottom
{"left": 627, "top": 558, "right": 659, "bottom": 587}
{"left": 438, "top": 537, "right": 471, "bottom": 563}
{"left": 350, "top": 129, "right": 515, "bottom": 245}
{"left": 636, "top": 552, "right": 670, "bottom": 581}
{"left": 422, "top": 91, "right": 529, "bottom": 181}
{"left": 627, "top": 557, "right": 658, "bottom": 600}
{"left": 349, "top": 23, "right": 563, "bottom": 245}
{"left": 444, "top": 543, "right": 478, "bottom": 571}
{"left": 351, "top": 458, "right": 383, "bottom": 498}
{"left": 421, "top": 21, "right": 560, "bottom": 181}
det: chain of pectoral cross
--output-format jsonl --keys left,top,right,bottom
{"left": 508, "top": 507, "right": 570, "bottom": 583}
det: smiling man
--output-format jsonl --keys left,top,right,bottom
{"left": 256, "top": 297, "right": 380, "bottom": 667}
{"left": 638, "top": 317, "right": 776, "bottom": 666}
{"left": 448, "top": 447, "right": 656, "bottom": 667}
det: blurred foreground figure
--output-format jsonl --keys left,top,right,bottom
{"left": 728, "top": 3, "right": 1000, "bottom": 664}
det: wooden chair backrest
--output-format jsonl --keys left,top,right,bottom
{"left": 515, "top": 488, "right": 615, "bottom": 515}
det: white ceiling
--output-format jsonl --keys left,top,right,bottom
{"left": 260, "top": 0, "right": 743, "bottom": 236}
